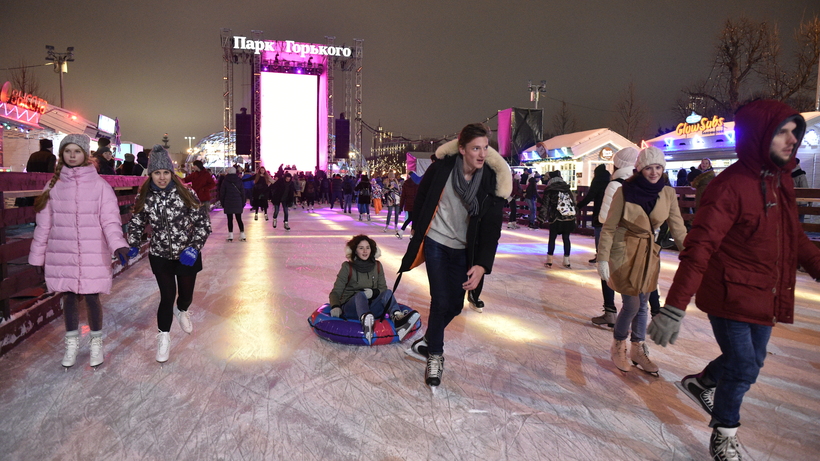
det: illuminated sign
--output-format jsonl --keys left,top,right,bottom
{"left": 233, "top": 36, "right": 351, "bottom": 57}
{"left": 675, "top": 115, "right": 725, "bottom": 136}
{"left": 599, "top": 147, "right": 614, "bottom": 160}
{"left": 0, "top": 81, "right": 48, "bottom": 114}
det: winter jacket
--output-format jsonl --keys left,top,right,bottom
{"left": 251, "top": 179, "right": 270, "bottom": 207}
{"left": 118, "top": 160, "right": 144, "bottom": 176}
{"left": 219, "top": 174, "right": 246, "bottom": 214}
{"left": 576, "top": 164, "right": 610, "bottom": 228}
{"left": 382, "top": 179, "right": 401, "bottom": 207}
{"left": 184, "top": 170, "right": 216, "bottom": 203}
{"left": 400, "top": 178, "right": 418, "bottom": 212}
{"left": 269, "top": 177, "right": 296, "bottom": 206}
{"left": 397, "top": 139, "right": 512, "bottom": 278}
{"left": 598, "top": 186, "right": 687, "bottom": 296}
{"left": 598, "top": 166, "right": 633, "bottom": 224}
{"left": 538, "top": 177, "right": 576, "bottom": 224}
{"left": 329, "top": 249, "right": 388, "bottom": 308}
{"left": 127, "top": 182, "right": 211, "bottom": 260}
{"left": 665, "top": 100, "right": 820, "bottom": 325}
{"left": 690, "top": 168, "right": 715, "bottom": 209}
{"left": 676, "top": 169, "right": 689, "bottom": 187}
{"left": 355, "top": 181, "right": 371, "bottom": 204}
{"left": 29, "top": 166, "right": 128, "bottom": 294}
{"left": 93, "top": 149, "right": 116, "bottom": 175}
{"left": 26, "top": 150, "right": 56, "bottom": 173}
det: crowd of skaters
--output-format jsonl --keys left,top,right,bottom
{"left": 22, "top": 99, "right": 820, "bottom": 461}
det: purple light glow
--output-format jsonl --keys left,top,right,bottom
{"left": 260, "top": 72, "right": 320, "bottom": 172}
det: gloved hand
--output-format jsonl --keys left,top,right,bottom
{"left": 115, "top": 247, "right": 130, "bottom": 266}
{"left": 597, "top": 261, "right": 610, "bottom": 281}
{"left": 34, "top": 266, "right": 44, "bottom": 277}
{"left": 127, "top": 247, "right": 140, "bottom": 258}
{"left": 179, "top": 247, "right": 198, "bottom": 266}
{"left": 330, "top": 306, "right": 342, "bottom": 318}
{"left": 362, "top": 288, "right": 373, "bottom": 298}
{"left": 647, "top": 305, "right": 686, "bottom": 347}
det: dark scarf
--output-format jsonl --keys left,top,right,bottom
{"left": 150, "top": 180, "right": 177, "bottom": 192}
{"left": 350, "top": 257, "right": 375, "bottom": 273}
{"left": 792, "top": 168, "right": 806, "bottom": 178}
{"left": 622, "top": 175, "right": 665, "bottom": 216}
{"left": 450, "top": 155, "right": 483, "bottom": 216}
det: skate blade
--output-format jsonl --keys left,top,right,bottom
{"left": 404, "top": 348, "right": 426, "bottom": 362}
{"left": 429, "top": 385, "right": 439, "bottom": 395}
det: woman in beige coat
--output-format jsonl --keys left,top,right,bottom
{"left": 597, "top": 147, "right": 687, "bottom": 375}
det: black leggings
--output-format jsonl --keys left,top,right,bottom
{"left": 155, "top": 271, "right": 197, "bottom": 332}
{"left": 63, "top": 292, "right": 102, "bottom": 332}
{"left": 548, "top": 229, "right": 572, "bottom": 256}
{"left": 227, "top": 213, "right": 244, "bottom": 232}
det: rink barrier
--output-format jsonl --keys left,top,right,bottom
{"left": 308, "top": 303, "right": 422, "bottom": 346}
{"left": 0, "top": 172, "right": 149, "bottom": 357}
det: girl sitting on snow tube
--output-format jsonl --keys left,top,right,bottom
{"left": 328, "top": 234, "right": 420, "bottom": 345}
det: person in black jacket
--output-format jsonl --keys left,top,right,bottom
{"left": 269, "top": 172, "right": 296, "bottom": 230}
{"left": 576, "top": 164, "right": 611, "bottom": 263}
{"left": 219, "top": 167, "right": 246, "bottom": 241}
{"left": 396, "top": 123, "right": 511, "bottom": 388}
{"left": 26, "top": 139, "right": 56, "bottom": 173}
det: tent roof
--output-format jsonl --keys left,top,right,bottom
{"left": 527, "top": 128, "right": 637, "bottom": 160}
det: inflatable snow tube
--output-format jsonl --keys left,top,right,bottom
{"left": 308, "top": 303, "right": 422, "bottom": 346}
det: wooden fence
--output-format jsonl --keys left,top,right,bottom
{"left": 0, "top": 173, "right": 148, "bottom": 356}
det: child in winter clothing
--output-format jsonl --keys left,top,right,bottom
{"left": 382, "top": 172, "right": 402, "bottom": 235}
{"left": 538, "top": 170, "right": 577, "bottom": 268}
{"left": 29, "top": 134, "right": 131, "bottom": 368}
{"left": 127, "top": 145, "right": 211, "bottom": 363}
{"left": 328, "top": 235, "right": 419, "bottom": 346}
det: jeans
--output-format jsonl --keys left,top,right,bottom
{"left": 527, "top": 197, "right": 538, "bottom": 225}
{"left": 343, "top": 194, "right": 353, "bottom": 212}
{"left": 331, "top": 191, "right": 344, "bottom": 208}
{"left": 594, "top": 227, "right": 615, "bottom": 308}
{"left": 385, "top": 205, "right": 400, "bottom": 227}
{"left": 702, "top": 315, "right": 772, "bottom": 427}
{"left": 613, "top": 292, "right": 649, "bottom": 342}
{"left": 272, "top": 202, "right": 289, "bottom": 221}
{"left": 341, "top": 289, "right": 399, "bottom": 321}
{"left": 357, "top": 202, "right": 370, "bottom": 215}
{"left": 423, "top": 237, "right": 468, "bottom": 355}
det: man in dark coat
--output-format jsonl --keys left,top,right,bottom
{"left": 649, "top": 100, "right": 820, "bottom": 460}
{"left": 117, "top": 154, "right": 144, "bottom": 176}
{"left": 93, "top": 137, "right": 116, "bottom": 175}
{"left": 26, "top": 139, "right": 56, "bottom": 173}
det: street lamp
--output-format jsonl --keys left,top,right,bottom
{"left": 45, "top": 45, "right": 74, "bottom": 108}
{"left": 185, "top": 136, "right": 196, "bottom": 150}
{"left": 527, "top": 80, "right": 547, "bottom": 109}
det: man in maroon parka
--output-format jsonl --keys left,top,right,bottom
{"left": 648, "top": 99, "right": 820, "bottom": 460}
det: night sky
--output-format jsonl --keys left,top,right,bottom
{"left": 2, "top": 0, "right": 818, "bottom": 152}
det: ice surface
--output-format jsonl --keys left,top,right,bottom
{"left": 1, "top": 206, "right": 818, "bottom": 460}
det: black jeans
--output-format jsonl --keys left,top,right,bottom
{"left": 423, "top": 237, "right": 468, "bottom": 355}
{"left": 227, "top": 213, "right": 244, "bottom": 232}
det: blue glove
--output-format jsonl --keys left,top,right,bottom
{"left": 647, "top": 305, "right": 685, "bottom": 347}
{"left": 127, "top": 247, "right": 140, "bottom": 258}
{"left": 115, "top": 247, "right": 130, "bottom": 266}
{"left": 179, "top": 247, "right": 198, "bottom": 266}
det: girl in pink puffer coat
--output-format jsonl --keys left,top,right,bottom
{"left": 28, "top": 134, "right": 131, "bottom": 369}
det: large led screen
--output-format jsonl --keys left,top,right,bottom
{"left": 260, "top": 72, "right": 319, "bottom": 172}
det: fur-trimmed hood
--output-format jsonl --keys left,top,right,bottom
{"left": 435, "top": 139, "right": 512, "bottom": 198}
{"left": 344, "top": 243, "right": 381, "bottom": 261}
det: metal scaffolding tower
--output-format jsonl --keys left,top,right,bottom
{"left": 251, "top": 30, "right": 263, "bottom": 168}
{"left": 325, "top": 35, "right": 336, "bottom": 166}
{"left": 220, "top": 28, "right": 234, "bottom": 158}
{"left": 353, "top": 39, "right": 363, "bottom": 164}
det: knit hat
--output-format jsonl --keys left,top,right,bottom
{"left": 193, "top": 160, "right": 205, "bottom": 170}
{"left": 97, "top": 137, "right": 111, "bottom": 147}
{"left": 147, "top": 145, "right": 174, "bottom": 173}
{"left": 635, "top": 146, "right": 666, "bottom": 171}
{"left": 612, "top": 147, "right": 639, "bottom": 170}
{"left": 59, "top": 134, "right": 91, "bottom": 156}
{"left": 225, "top": 167, "right": 236, "bottom": 174}
{"left": 39, "top": 139, "right": 53, "bottom": 150}
{"left": 548, "top": 170, "right": 561, "bottom": 178}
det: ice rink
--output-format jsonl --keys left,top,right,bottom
{"left": 1, "top": 205, "right": 819, "bottom": 460}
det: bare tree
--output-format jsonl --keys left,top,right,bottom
{"left": 8, "top": 59, "right": 48, "bottom": 100}
{"left": 760, "top": 16, "right": 820, "bottom": 109}
{"left": 552, "top": 101, "right": 578, "bottom": 135}
{"left": 612, "top": 81, "right": 650, "bottom": 143}
{"left": 679, "top": 16, "right": 820, "bottom": 119}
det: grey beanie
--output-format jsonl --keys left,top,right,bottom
{"left": 147, "top": 145, "right": 174, "bottom": 173}
{"left": 59, "top": 134, "right": 91, "bottom": 157}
